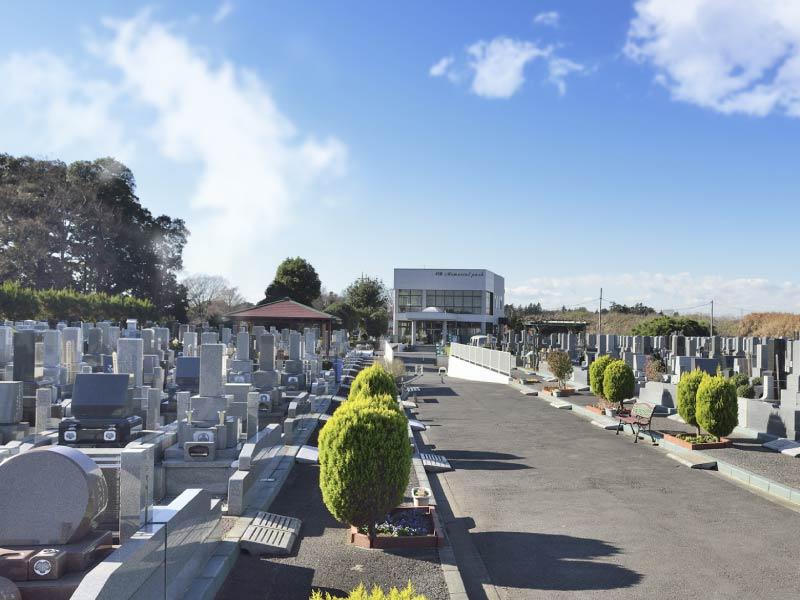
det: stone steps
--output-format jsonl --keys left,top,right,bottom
{"left": 239, "top": 511, "right": 302, "bottom": 555}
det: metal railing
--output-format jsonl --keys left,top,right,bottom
{"left": 449, "top": 342, "right": 514, "bottom": 376}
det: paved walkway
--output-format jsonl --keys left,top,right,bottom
{"left": 415, "top": 373, "right": 800, "bottom": 599}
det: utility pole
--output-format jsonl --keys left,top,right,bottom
{"left": 710, "top": 299, "right": 714, "bottom": 336}
{"left": 598, "top": 288, "right": 603, "bottom": 337}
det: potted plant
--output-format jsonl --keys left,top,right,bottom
{"left": 412, "top": 487, "right": 431, "bottom": 507}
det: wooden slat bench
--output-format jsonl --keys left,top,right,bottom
{"left": 616, "top": 402, "right": 657, "bottom": 444}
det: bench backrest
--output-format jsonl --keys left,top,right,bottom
{"left": 632, "top": 402, "right": 656, "bottom": 420}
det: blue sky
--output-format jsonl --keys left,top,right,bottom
{"left": 2, "top": 1, "right": 800, "bottom": 313}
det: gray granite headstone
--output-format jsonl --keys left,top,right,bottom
{"left": 237, "top": 332, "right": 250, "bottom": 361}
{"left": 199, "top": 343, "right": 225, "bottom": 397}
{"left": 0, "top": 382, "right": 23, "bottom": 424}
{"left": 259, "top": 334, "right": 275, "bottom": 371}
{"left": 42, "top": 329, "right": 62, "bottom": 368}
{"left": 289, "top": 332, "right": 301, "bottom": 361}
{"left": 0, "top": 446, "right": 108, "bottom": 545}
{"left": 118, "top": 338, "right": 144, "bottom": 387}
{"left": 12, "top": 330, "right": 35, "bottom": 383}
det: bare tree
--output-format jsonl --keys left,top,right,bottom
{"left": 182, "top": 274, "right": 247, "bottom": 323}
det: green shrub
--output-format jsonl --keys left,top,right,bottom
{"left": 696, "top": 374, "right": 738, "bottom": 440}
{"left": 602, "top": 360, "right": 635, "bottom": 409}
{"left": 677, "top": 370, "right": 705, "bottom": 435}
{"left": 310, "top": 582, "right": 425, "bottom": 600}
{"left": 319, "top": 400, "right": 411, "bottom": 541}
{"left": 546, "top": 350, "right": 573, "bottom": 389}
{"left": 348, "top": 364, "right": 397, "bottom": 401}
{"left": 751, "top": 376, "right": 763, "bottom": 386}
{"left": 589, "top": 354, "right": 614, "bottom": 398}
{"left": 346, "top": 391, "right": 401, "bottom": 413}
{"left": 730, "top": 372, "right": 749, "bottom": 388}
{"left": 736, "top": 384, "right": 755, "bottom": 399}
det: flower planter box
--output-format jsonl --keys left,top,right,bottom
{"left": 662, "top": 433, "right": 731, "bottom": 450}
{"left": 543, "top": 387, "right": 574, "bottom": 397}
{"left": 585, "top": 405, "right": 604, "bottom": 415}
{"left": 349, "top": 505, "right": 441, "bottom": 550}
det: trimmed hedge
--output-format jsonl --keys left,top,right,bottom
{"left": 677, "top": 370, "right": 705, "bottom": 434}
{"left": 348, "top": 363, "right": 397, "bottom": 401}
{"left": 602, "top": 360, "right": 635, "bottom": 408}
{"left": 0, "top": 282, "right": 157, "bottom": 322}
{"left": 590, "top": 355, "right": 614, "bottom": 398}
{"left": 318, "top": 398, "right": 411, "bottom": 538}
{"left": 696, "top": 374, "right": 738, "bottom": 440}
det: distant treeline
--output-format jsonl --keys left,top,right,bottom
{"left": 0, "top": 153, "right": 189, "bottom": 321}
{"left": 0, "top": 282, "right": 157, "bottom": 323}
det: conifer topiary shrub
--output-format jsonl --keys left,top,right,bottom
{"left": 602, "top": 360, "right": 635, "bottom": 410}
{"left": 677, "top": 370, "right": 705, "bottom": 435}
{"left": 347, "top": 391, "right": 401, "bottom": 413}
{"left": 319, "top": 399, "right": 411, "bottom": 543}
{"left": 348, "top": 363, "right": 397, "bottom": 401}
{"left": 696, "top": 374, "right": 738, "bottom": 440}
{"left": 730, "top": 372, "right": 749, "bottom": 388}
{"left": 736, "top": 384, "right": 755, "bottom": 399}
{"left": 590, "top": 354, "right": 614, "bottom": 398}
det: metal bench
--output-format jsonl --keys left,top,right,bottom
{"left": 616, "top": 402, "right": 657, "bottom": 444}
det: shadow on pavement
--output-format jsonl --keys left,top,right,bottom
{"left": 471, "top": 530, "right": 643, "bottom": 591}
{"left": 439, "top": 449, "right": 531, "bottom": 471}
{"left": 438, "top": 450, "right": 523, "bottom": 461}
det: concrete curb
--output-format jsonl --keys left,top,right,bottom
{"left": 409, "top": 412, "right": 470, "bottom": 600}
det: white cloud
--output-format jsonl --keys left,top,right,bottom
{"left": 429, "top": 55, "right": 454, "bottom": 77}
{"left": 212, "top": 1, "right": 234, "bottom": 24}
{"left": 467, "top": 37, "right": 550, "bottom": 98}
{"left": 533, "top": 11, "right": 560, "bottom": 27}
{"left": 431, "top": 36, "right": 584, "bottom": 99}
{"left": 507, "top": 272, "right": 800, "bottom": 314}
{"left": 548, "top": 57, "right": 584, "bottom": 95}
{"left": 0, "top": 51, "right": 131, "bottom": 159}
{"left": 625, "top": 0, "right": 800, "bottom": 117}
{"left": 0, "top": 12, "right": 347, "bottom": 299}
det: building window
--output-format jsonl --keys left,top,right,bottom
{"left": 424, "top": 290, "right": 482, "bottom": 314}
{"left": 485, "top": 291, "right": 494, "bottom": 315}
{"left": 398, "top": 289, "right": 422, "bottom": 312}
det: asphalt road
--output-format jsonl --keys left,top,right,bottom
{"left": 415, "top": 372, "right": 800, "bottom": 599}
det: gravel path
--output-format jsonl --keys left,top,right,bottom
{"left": 216, "top": 440, "right": 447, "bottom": 600}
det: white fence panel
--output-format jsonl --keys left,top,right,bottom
{"left": 450, "top": 342, "right": 513, "bottom": 376}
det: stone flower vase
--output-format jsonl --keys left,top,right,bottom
{"left": 412, "top": 487, "right": 431, "bottom": 507}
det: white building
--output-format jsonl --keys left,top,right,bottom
{"left": 393, "top": 268, "right": 505, "bottom": 345}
